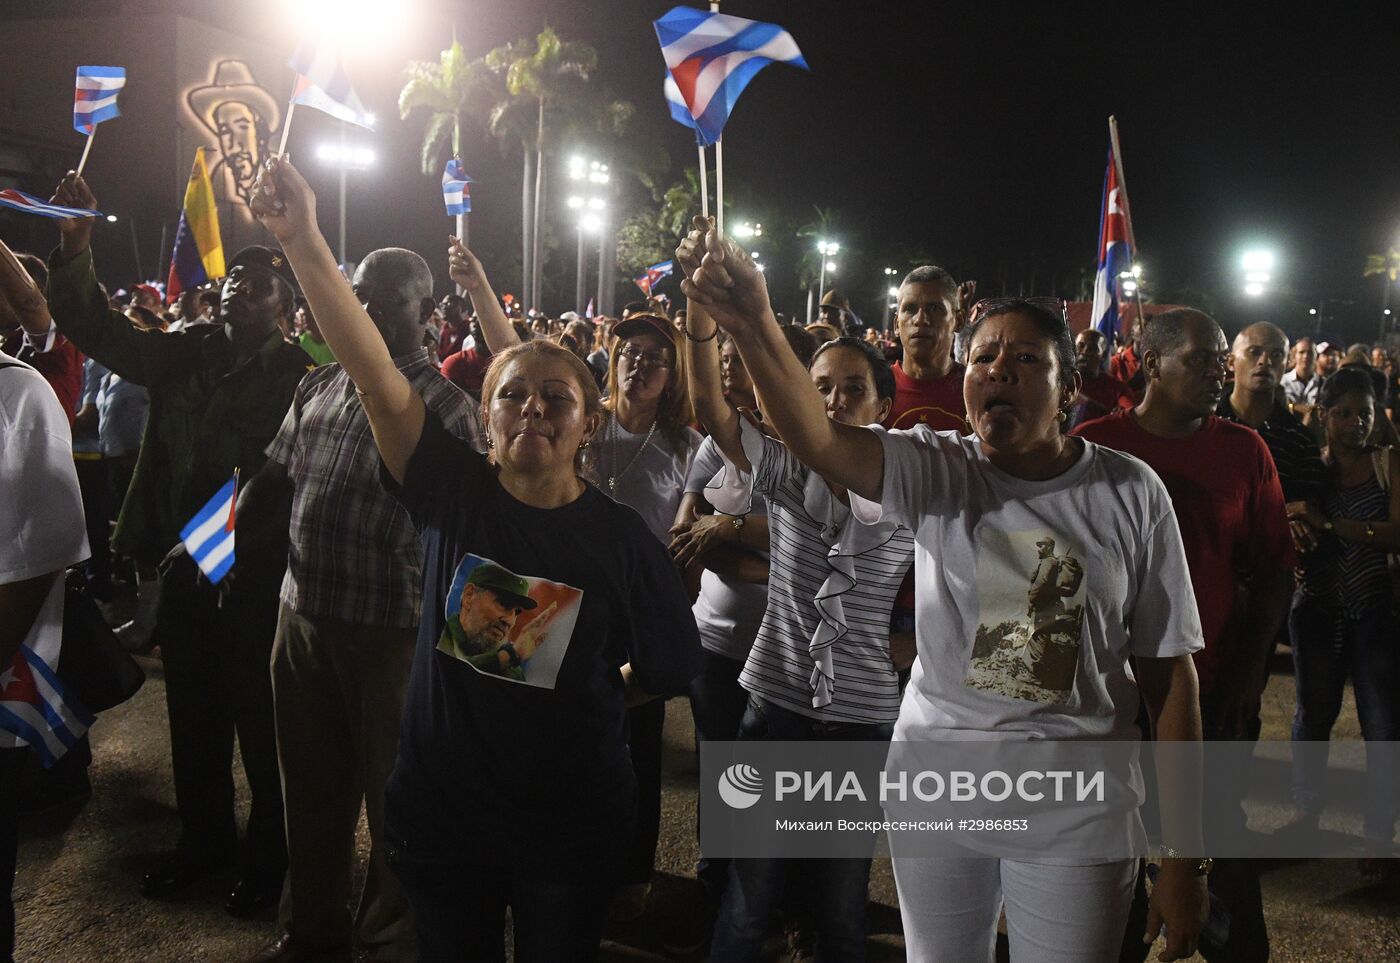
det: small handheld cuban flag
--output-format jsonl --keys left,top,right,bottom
{"left": 442, "top": 159, "right": 472, "bottom": 216}
{"left": 73, "top": 66, "right": 126, "bottom": 135}
{"left": 0, "top": 188, "right": 102, "bottom": 220}
{"left": 180, "top": 473, "right": 238, "bottom": 584}
{"left": 635, "top": 260, "right": 674, "bottom": 296}
{"left": 289, "top": 41, "right": 373, "bottom": 128}
{"left": 653, "top": 7, "right": 808, "bottom": 147}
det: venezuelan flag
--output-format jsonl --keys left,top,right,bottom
{"left": 166, "top": 147, "right": 225, "bottom": 303}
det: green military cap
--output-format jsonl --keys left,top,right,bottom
{"left": 465, "top": 562, "right": 537, "bottom": 610}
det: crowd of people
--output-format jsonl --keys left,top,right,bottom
{"left": 0, "top": 155, "right": 1396, "bottom": 963}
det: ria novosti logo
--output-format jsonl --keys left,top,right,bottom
{"left": 717, "top": 763, "right": 764, "bottom": 809}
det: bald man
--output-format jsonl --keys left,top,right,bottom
{"left": 1219, "top": 322, "right": 1324, "bottom": 506}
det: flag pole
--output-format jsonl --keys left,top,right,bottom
{"left": 698, "top": 143, "right": 710, "bottom": 221}
{"left": 714, "top": 138, "right": 724, "bottom": 235}
{"left": 276, "top": 102, "right": 297, "bottom": 156}
{"left": 76, "top": 128, "right": 96, "bottom": 177}
{"left": 710, "top": 0, "right": 723, "bottom": 234}
{"left": 1107, "top": 115, "right": 1143, "bottom": 341}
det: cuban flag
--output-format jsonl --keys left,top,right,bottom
{"left": 73, "top": 65, "right": 126, "bottom": 135}
{"left": 289, "top": 42, "right": 373, "bottom": 128}
{"left": 654, "top": 6, "right": 808, "bottom": 147}
{"left": 442, "top": 158, "right": 472, "bottom": 216}
{"left": 1091, "top": 143, "right": 1137, "bottom": 345}
{"left": 0, "top": 644, "right": 94, "bottom": 768}
{"left": 180, "top": 475, "right": 238, "bottom": 584}
{"left": 0, "top": 188, "right": 102, "bottom": 220}
{"left": 635, "top": 260, "right": 674, "bottom": 296}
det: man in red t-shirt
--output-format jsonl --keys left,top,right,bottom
{"left": 1074, "top": 308, "right": 1293, "bottom": 962}
{"left": 882, "top": 266, "right": 968, "bottom": 433}
{"left": 1109, "top": 310, "right": 1147, "bottom": 401}
{"left": 440, "top": 313, "right": 492, "bottom": 397}
{"left": 1066, "top": 329, "right": 1134, "bottom": 430}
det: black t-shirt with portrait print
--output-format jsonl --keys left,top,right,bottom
{"left": 380, "top": 409, "right": 702, "bottom": 870}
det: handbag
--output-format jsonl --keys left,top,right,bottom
{"left": 58, "top": 566, "right": 145, "bottom": 713}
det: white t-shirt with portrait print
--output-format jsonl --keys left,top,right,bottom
{"left": 850, "top": 425, "right": 1203, "bottom": 744}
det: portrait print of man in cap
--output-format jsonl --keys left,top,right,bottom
{"left": 439, "top": 555, "right": 581, "bottom": 686}
{"left": 185, "top": 60, "right": 281, "bottom": 211}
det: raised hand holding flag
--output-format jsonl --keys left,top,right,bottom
{"left": 654, "top": 6, "right": 807, "bottom": 232}
{"left": 73, "top": 65, "right": 126, "bottom": 176}
{"left": 442, "top": 159, "right": 472, "bottom": 216}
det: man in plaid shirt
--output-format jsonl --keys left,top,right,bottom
{"left": 240, "top": 248, "right": 483, "bottom": 963}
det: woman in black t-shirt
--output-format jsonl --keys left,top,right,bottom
{"left": 252, "top": 157, "right": 701, "bottom": 960}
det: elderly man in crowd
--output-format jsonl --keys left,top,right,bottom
{"left": 46, "top": 172, "right": 311, "bottom": 917}
{"left": 239, "top": 245, "right": 482, "bottom": 963}
{"left": 1075, "top": 309, "right": 1295, "bottom": 963}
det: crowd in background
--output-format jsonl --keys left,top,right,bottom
{"left": 1, "top": 160, "right": 1397, "bottom": 963}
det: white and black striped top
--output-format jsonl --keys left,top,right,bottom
{"left": 739, "top": 432, "right": 915, "bottom": 725}
{"left": 1302, "top": 473, "right": 1391, "bottom": 616}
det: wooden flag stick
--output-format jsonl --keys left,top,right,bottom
{"left": 276, "top": 102, "right": 297, "bottom": 157}
{"left": 698, "top": 143, "right": 710, "bottom": 221}
{"left": 714, "top": 137, "right": 724, "bottom": 235}
{"left": 76, "top": 127, "right": 97, "bottom": 177}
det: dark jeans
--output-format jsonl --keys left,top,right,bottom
{"left": 711, "top": 695, "right": 892, "bottom": 963}
{"left": 0, "top": 749, "right": 26, "bottom": 963}
{"left": 1197, "top": 690, "right": 1268, "bottom": 963}
{"left": 74, "top": 457, "right": 111, "bottom": 601}
{"left": 388, "top": 850, "right": 618, "bottom": 962}
{"left": 156, "top": 558, "right": 285, "bottom": 876}
{"left": 1289, "top": 595, "right": 1400, "bottom": 841}
{"left": 688, "top": 650, "right": 749, "bottom": 900}
{"left": 623, "top": 698, "right": 665, "bottom": 887}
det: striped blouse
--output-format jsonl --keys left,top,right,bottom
{"left": 1302, "top": 473, "right": 1391, "bottom": 616}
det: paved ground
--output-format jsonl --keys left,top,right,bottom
{"left": 12, "top": 652, "right": 1399, "bottom": 962}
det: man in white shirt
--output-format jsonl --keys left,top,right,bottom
{"left": 1280, "top": 335, "right": 1322, "bottom": 407}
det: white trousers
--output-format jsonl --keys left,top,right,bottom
{"left": 894, "top": 857, "right": 1136, "bottom": 963}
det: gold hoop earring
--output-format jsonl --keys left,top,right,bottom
{"left": 1056, "top": 409, "right": 1068, "bottom": 423}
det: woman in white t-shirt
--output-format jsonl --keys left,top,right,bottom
{"left": 676, "top": 219, "right": 1211, "bottom": 963}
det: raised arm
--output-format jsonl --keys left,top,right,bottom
{"left": 0, "top": 239, "right": 54, "bottom": 340}
{"left": 448, "top": 237, "right": 520, "bottom": 355}
{"left": 680, "top": 300, "right": 748, "bottom": 471}
{"left": 676, "top": 218, "right": 885, "bottom": 502}
{"left": 250, "top": 156, "right": 422, "bottom": 481}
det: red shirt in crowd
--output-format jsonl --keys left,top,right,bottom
{"left": 1076, "top": 372, "right": 1136, "bottom": 421}
{"left": 1108, "top": 345, "right": 1143, "bottom": 397}
{"left": 883, "top": 362, "right": 967, "bottom": 432}
{"left": 2, "top": 330, "right": 83, "bottom": 425}
{"left": 441, "top": 347, "right": 491, "bottom": 396}
{"left": 438, "top": 321, "right": 470, "bottom": 361}
{"left": 1072, "top": 410, "right": 1294, "bottom": 694}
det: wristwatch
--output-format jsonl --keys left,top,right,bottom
{"left": 498, "top": 641, "right": 521, "bottom": 668}
{"left": 1158, "top": 844, "right": 1214, "bottom": 876}
{"left": 1366, "top": 522, "right": 1376, "bottom": 540}
{"left": 730, "top": 514, "right": 747, "bottom": 534}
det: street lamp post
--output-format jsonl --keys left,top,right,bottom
{"left": 815, "top": 240, "right": 840, "bottom": 317}
{"left": 568, "top": 154, "right": 610, "bottom": 313}
{"left": 883, "top": 267, "right": 899, "bottom": 326}
{"left": 316, "top": 131, "right": 376, "bottom": 267}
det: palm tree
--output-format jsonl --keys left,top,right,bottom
{"left": 398, "top": 41, "right": 492, "bottom": 247}
{"left": 494, "top": 27, "right": 598, "bottom": 310}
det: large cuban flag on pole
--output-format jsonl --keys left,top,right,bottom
{"left": 653, "top": 6, "right": 808, "bottom": 148}
{"left": 180, "top": 474, "right": 238, "bottom": 584}
{"left": 1091, "top": 116, "right": 1138, "bottom": 345}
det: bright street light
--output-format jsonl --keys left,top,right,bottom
{"left": 1242, "top": 250, "right": 1275, "bottom": 272}
{"left": 1309, "top": 308, "right": 1318, "bottom": 316}
{"left": 887, "top": 285, "right": 899, "bottom": 297}
{"left": 1244, "top": 282, "right": 1265, "bottom": 297}
{"left": 105, "top": 214, "right": 118, "bottom": 223}
{"left": 1122, "top": 279, "right": 1139, "bottom": 295}
{"left": 316, "top": 143, "right": 376, "bottom": 168}
{"left": 816, "top": 239, "right": 840, "bottom": 257}
{"left": 825, "top": 261, "right": 838, "bottom": 272}
{"left": 292, "top": 0, "right": 409, "bottom": 49}
{"left": 567, "top": 196, "right": 584, "bottom": 210}
{"left": 580, "top": 212, "right": 603, "bottom": 233}
{"left": 734, "top": 221, "right": 763, "bottom": 239}
{"left": 1132, "top": 263, "right": 1143, "bottom": 278}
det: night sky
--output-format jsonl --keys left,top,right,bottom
{"left": 12, "top": 0, "right": 1400, "bottom": 341}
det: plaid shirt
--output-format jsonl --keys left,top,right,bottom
{"left": 267, "top": 350, "right": 484, "bottom": 627}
